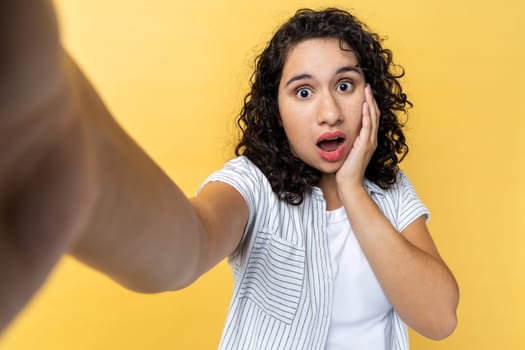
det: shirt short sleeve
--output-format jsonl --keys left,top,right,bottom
{"left": 395, "top": 170, "right": 430, "bottom": 232}
{"left": 197, "top": 156, "right": 265, "bottom": 245}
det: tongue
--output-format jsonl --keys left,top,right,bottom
{"left": 318, "top": 139, "right": 339, "bottom": 152}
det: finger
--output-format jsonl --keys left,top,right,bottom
{"left": 359, "top": 101, "right": 372, "bottom": 146}
{"left": 365, "top": 85, "right": 379, "bottom": 145}
{"left": 366, "top": 84, "right": 380, "bottom": 115}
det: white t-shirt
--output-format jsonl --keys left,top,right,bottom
{"left": 325, "top": 207, "right": 401, "bottom": 350}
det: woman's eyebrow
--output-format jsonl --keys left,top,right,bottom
{"left": 284, "top": 73, "right": 312, "bottom": 88}
{"left": 335, "top": 65, "right": 362, "bottom": 76}
{"left": 284, "top": 66, "right": 362, "bottom": 87}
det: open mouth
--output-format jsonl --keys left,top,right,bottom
{"left": 317, "top": 137, "right": 345, "bottom": 152}
{"left": 316, "top": 131, "right": 347, "bottom": 162}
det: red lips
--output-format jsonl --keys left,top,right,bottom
{"left": 316, "top": 131, "right": 347, "bottom": 162}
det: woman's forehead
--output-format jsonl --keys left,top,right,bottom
{"left": 282, "top": 38, "right": 360, "bottom": 73}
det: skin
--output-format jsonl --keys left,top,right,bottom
{"left": 278, "top": 38, "right": 366, "bottom": 182}
{"left": 0, "top": 1, "right": 458, "bottom": 341}
{"left": 0, "top": 0, "right": 97, "bottom": 332}
{"left": 278, "top": 38, "right": 459, "bottom": 339}
{"left": 0, "top": 0, "right": 246, "bottom": 333}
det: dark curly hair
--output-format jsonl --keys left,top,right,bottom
{"left": 235, "top": 8, "right": 411, "bottom": 204}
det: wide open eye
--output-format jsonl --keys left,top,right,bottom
{"left": 296, "top": 88, "right": 312, "bottom": 99}
{"left": 336, "top": 81, "right": 353, "bottom": 92}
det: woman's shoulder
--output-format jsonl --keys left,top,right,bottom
{"left": 199, "top": 156, "right": 273, "bottom": 203}
{"left": 219, "top": 156, "right": 267, "bottom": 181}
{"left": 224, "top": 155, "right": 257, "bottom": 170}
{"left": 364, "top": 169, "right": 413, "bottom": 196}
{"left": 363, "top": 168, "right": 422, "bottom": 215}
{"left": 365, "top": 168, "right": 429, "bottom": 231}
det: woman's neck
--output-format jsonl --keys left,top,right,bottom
{"left": 318, "top": 174, "right": 342, "bottom": 210}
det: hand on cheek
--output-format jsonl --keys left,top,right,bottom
{"left": 336, "top": 84, "right": 380, "bottom": 189}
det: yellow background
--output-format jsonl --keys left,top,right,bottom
{"left": 2, "top": 0, "right": 524, "bottom": 349}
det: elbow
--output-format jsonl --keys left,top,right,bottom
{"left": 115, "top": 274, "right": 196, "bottom": 294}
{"left": 420, "top": 311, "right": 458, "bottom": 340}
{"left": 111, "top": 263, "right": 201, "bottom": 294}
{"left": 418, "top": 279, "right": 460, "bottom": 340}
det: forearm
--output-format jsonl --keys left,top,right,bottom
{"left": 0, "top": 0, "right": 206, "bottom": 334}
{"left": 1, "top": 0, "right": 205, "bottom": 293}
{"left": 65, "top": 56, "right": 204, "bottom": 293}
{"left": 340, "top": 185, "right": 459, "bottom": 339}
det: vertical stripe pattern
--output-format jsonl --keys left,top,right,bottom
{"left": 198, "top": 157, "right": 429, "bottom": 350}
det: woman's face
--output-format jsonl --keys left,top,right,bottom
{"left": 277, "top": 38, "right": 366, "bottom": 175}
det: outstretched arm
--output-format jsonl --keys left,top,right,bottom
{"left": 0, "top": 0, "right": 246, "bottom": 334}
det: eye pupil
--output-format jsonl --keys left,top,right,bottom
{"left": 340, "top": 83, "right": 349, "bottom": 91}
{"left": 300, "top": 90, "right": 309, "bottom": 98}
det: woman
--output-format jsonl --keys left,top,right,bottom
{"left": 0, "top": 3, "right": 458, "bottom": 349}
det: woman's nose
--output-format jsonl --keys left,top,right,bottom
{"left": 317, "top": 92, "right": 343, "bottom": 125}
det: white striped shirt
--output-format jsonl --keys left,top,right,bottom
{"left": 200, "top": 156, "right": 429, "bottom": 350}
